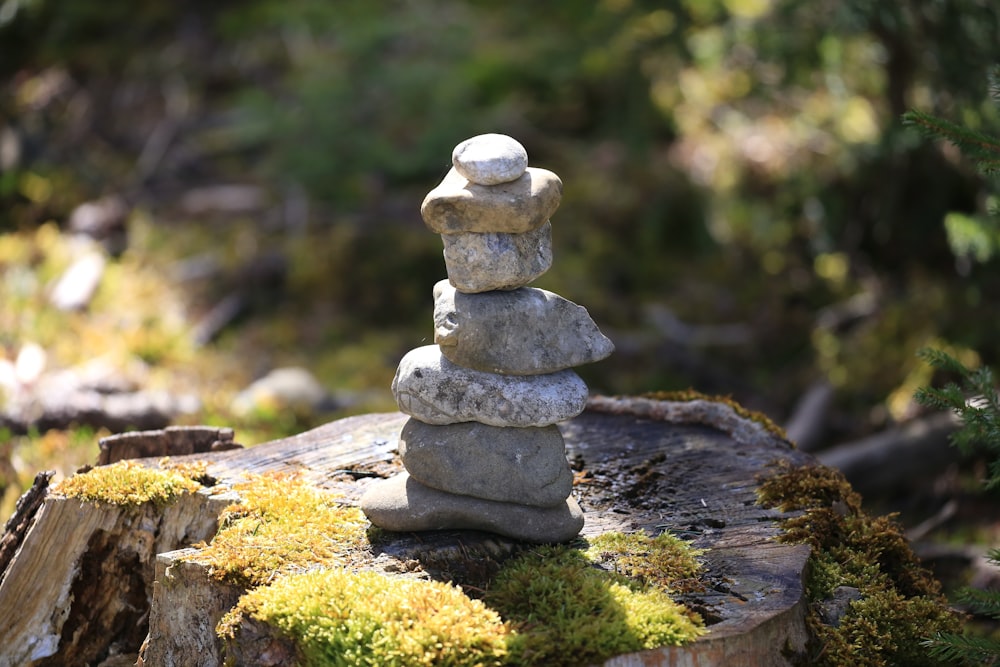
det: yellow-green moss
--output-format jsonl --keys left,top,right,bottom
{"left": 757, "top": 461, "right": 963, "bottom": 666}
{"left": 585, "top": 531, "right": 704, "bottom": 593}
{"left": 219, "top": 568, "right": 511, "bottom": 667}
{"left": 486, "top": 543, "right": 706, "bottom": 666}
{"left": 54, "top": 460, "right": 202, "bottom": 506}
{"left": 212, "top": 522, "right": 706, "bottom": 666}
{"left": 190, "top": 472, "right": 368, "bottom": 586}
{"left": 159, "top": 457, "right": 213, "bottom": 484}
{"left": 643, "top": 389, "right": 789, "bottom": 440}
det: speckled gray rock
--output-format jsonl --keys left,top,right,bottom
{"left": 433, "top": 280, "right": 614, "bottom": 375}
{"left": 451, "top": 133, "right": 528, "bottom": 185}
{"left": 398, "top": 418, "right": 573, "bottom": 507}
{"left": 421, "top": 167, "right": 562, "bottom": 234}
{"left": 391, "top": 345, "right": 588, "bottom": 427}
{"left": 359, "top": 472, "right": 584, "bottom": 543}
{"left": 442, "top": 222, "right": 552, "bottom": 293}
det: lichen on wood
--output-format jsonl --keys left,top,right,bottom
{"left": 587, "top": 391, "right": 791, "bottom": 448}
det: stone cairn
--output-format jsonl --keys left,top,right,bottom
{"left": 360, "top": 134, "right": 613, "bottom": 543}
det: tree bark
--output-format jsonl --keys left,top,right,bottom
{"left": 0, "top": 399, "right": 819, "bottom": 666}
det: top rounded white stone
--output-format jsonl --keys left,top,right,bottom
{"left": 451, "top": 134, "right": 529, "bottom": 186}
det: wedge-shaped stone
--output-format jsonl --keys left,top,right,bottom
{"left": 359, "top": 472, "right": 584, "bottom": 543}
{"left": 421, "top": 167, "right": 562, "bottom": 234}
{"left": 451, "top": 133, "right": 528, "bottom": 185}
{"left": 399, "top": 418, "right": 573, "bottom": 507}
{"left": 442, "top": 222, "right": 552, "bottom": 293}
{"left": 433, "top": 280, "right": 614, "bottom": 375}
{"left": 392, "top": 345, "right": 588, "bottom": 427}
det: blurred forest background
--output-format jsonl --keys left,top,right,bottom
{"left": 1, "top": 0, "right": 1000, "bottom": 597}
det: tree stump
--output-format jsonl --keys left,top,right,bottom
{"left": 0, "top": 397, "right": 818, "bottom": 666}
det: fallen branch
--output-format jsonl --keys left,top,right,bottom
{"left": 0, "top": 470, "right": 53, "bottom": 587}
{"left": 816, "top": 412, "right": 960, "bottom": 496}
{"left": 783, "top": 381, "right": 834, "bottom": 452}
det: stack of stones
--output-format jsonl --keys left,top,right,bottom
{"left": 360, "top": 134, "right": 613, "bottom": 543}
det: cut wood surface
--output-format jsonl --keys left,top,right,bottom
{"left": 0, "top": 398, "right": 818, "bottom": 667}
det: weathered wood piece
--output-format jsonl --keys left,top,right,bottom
{"left": 98, "top": 425, "right": 241, "bottom": 465}
{"left": 0, "top": 486, "right": 229, "bottom": 666}
{"left": 0, "top": 470, "right": 53, "bottom": 585}
{"left": 0, "top": 399, "right": 817, "bottom": 666}
{"left": 144, "top": 547, "right": 247, "bottom": 667}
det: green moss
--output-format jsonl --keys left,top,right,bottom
{"left": 211, "top": 517, "right": 705, "bottom": 666}
{"left": 485, "top": 542, "right": 706, "bottom": 667}
{"left": 54, "top": 460, "right": 202, "bottom": 506}
{"left": 642, "top": 389, "right": 789, "bottom": 440}
{"left": 190, "top": 472, "right": 369, "bottom": 587}
{"left": 585, "top": 531, "right": 705, "bottom": 593}
{"left": 219, "top": 568, "right": 511, "bottom": 667}
{"left": 757, "top": 461, "right": 963, "bottom": 666}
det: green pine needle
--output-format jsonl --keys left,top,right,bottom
{"left": 956, "top": 586, "right": 1000, "bottom": 620}
{"left": 915, "top": 348, "right": 1000, "bottom": 459}
{"left": 902, "top": 110, "right": 1000, "bottom": 164}
{"left": 923, "top": 631, "right": 1000, "bottom": 663}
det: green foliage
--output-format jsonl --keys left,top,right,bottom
{"left": 943, "top": 211, "right": 1000, "bottom": 264}
{"left": 904, "top": 62, "right": 1000, "bottom": 175}
{"left": 915, "top": 348, "right": 1000, "bottom": 488}
{"left": 903, "top": 65, "right": 1000, "bottom": 263}
{"left": 923, "top": 631, "right": 1000, "bottom": 666}
{"left": 915, "top": 354, "right": 1000, "bottom": 662}
{"left": 907, "top": 64, "right": 1000, "bottom": 664}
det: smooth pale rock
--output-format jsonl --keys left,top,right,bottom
{"left": 231, "top": 367, "right": 337, "bottom": 416}
{"left": 391, "top": 345, "right": 588, "bottom": 427}
{"left": 442, "top": 222, "right": 553, "bottom": 293}
{"left": 433, "top": 280, "right": 614, "bottom": 375}
{"left": 421, "top": 167, "right": 562, "bottom": 234}
{"left": 398, "top": 418, "right": 573, "bottom": 507}
{"left": 451, "top": 133, "right": 528, "bottom": 185}
{"left": 360, "top": 472, "right": 584, "bottom": 543}
{"left": 49, "top": 251, "right": 106, "bottom": 311}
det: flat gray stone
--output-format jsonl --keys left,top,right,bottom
{"left": 391, "top": 345, "right": 588, "bottom": 427}
{"left": 421, "top": 167, "right": 561, "bottom": 234}
{"left": 433, "top": 280, "right": 614, "bottom": 375}
{"left": 442, "top": 222, "right": 553, "bottom": 293}
{"left": 359, "top": 472, "right": 584, "bottom": 543}
{"left": 451, "top": 133, "right": 528, "bottom": 185}
{"left": 398, "top": 418, "right": 573, "bottom": 507}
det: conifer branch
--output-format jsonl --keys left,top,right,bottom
{"left": 902, "top": 110, "right": 1000, "bottom": 162}
{"left": 923, "top": 632, "right": 1000, "bottom": 663}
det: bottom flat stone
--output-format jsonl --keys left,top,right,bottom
{"left": 360, "top": 472, "right": 584, "bottom": 543}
